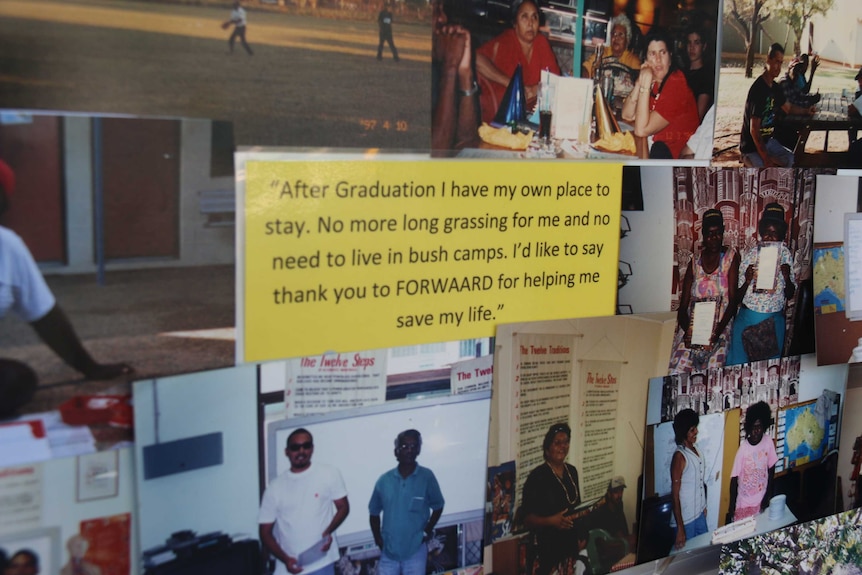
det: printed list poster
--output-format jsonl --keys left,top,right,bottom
{"left": 284, "top": 349, "right": 388, "bottom": 418}
{"left": 577, "top": 360, "right": 620, "bottom": 500}
{"left": 242, "top": 159, "right": 622, "bottom": 362}
{"left": 512, "top": 333, "right": 575, "bottom": 505}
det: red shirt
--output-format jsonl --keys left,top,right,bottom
{"left": 477, "top": 29, "right": 560, "bottom": 123}
{"left": 650, "top": 69, "right": 700, "bottom": 158}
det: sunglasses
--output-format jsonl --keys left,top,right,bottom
{"left": 288, "top": 441, "right": 313, "bottom": 451}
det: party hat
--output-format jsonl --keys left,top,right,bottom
{"left": 594, "top": 83, "right": 620, "bottom": 140}
{"left": 493, "top": 64, "right": 527, "bottom": 125}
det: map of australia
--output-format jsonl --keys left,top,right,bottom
{"left": 785, "top": 407, "right": 826, "bottom": 464}
{"left": 813, "top": 247, "right": 845, "bottom": 313}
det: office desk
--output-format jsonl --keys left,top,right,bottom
{"left": 670, "top": 508, "right": 798, "bottom": 555}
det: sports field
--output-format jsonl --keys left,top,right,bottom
{"left": 0, "top": 0, "right": 432, "bottom": 148}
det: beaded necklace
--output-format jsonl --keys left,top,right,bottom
{"left": 546, "top": 462, "right": 580, "bottom": 506}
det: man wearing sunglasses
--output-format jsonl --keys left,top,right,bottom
{"left": 260, "top": 428, "right": 350, "bottom": 575}
{"left": 369, "top": 429, "right": 445, "bottom": 575}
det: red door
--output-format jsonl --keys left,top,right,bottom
{"left": 99, "top": 118, "right": 180, "bottom": 260}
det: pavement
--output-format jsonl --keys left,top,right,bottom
{"left": 0, "top": 265, "right": 235, "bottom": 414}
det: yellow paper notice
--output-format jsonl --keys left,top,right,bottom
{"left": 243, "top": 160, "right": 622, "bottom": 362}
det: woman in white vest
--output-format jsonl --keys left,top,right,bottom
{"left": 669, "top": 408, "right": 707, "bottom": 550}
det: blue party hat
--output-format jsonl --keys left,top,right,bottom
{"left": 493, "top": 64, "right": 527, "bottom": 126}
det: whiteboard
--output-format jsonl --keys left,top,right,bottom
{"left": 266, "top": 392, "right": 490, "bottom": 546}
{"left": 845, "top": 213, "right": 862, "bottom": 320}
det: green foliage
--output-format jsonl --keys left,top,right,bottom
{"left": 720, "top": 508, "right": 862, "bottom": 575}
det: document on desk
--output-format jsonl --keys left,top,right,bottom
{"left": 853, "top": 94, "right": 862, "bottom": 116}
{"left": 0, "top": 420, "right": 52, "bottom": 466}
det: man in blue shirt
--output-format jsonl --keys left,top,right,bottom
{"left": 369, "top": 429, "right": 444, "bottom": 575}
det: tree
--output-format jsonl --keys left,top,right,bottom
{"left": 725, "top": 0, "right": 772, "bottom": 78}
{"left": 771, "top": 0, "right": 835, "bottom": 55}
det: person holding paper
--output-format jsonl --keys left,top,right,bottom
{"left": 369, "top": 429, "right": 444, "bottom": 575}
{"left": 620, "top": 27, "right": 700, "bottom": 159}
{"left": 727, "top": 401, "right": 778, "bottom": 522}
{"left": 260, "top": 428, "right": 350, "bottom": 575}
{"left": 475, "top": 0, "right": 560, "bottom": 123}
{"left": 0, "top": 159, "right": 132, "bottom": 419}
{"left": 670, "top": 409, "right": 707, "bottom": 550}
{"left": 727, "top": 203, "right": 796, "bottom": 365}
{"left": 521, "top": 422, "right": 583, "bottom": 575}
{"left": 669, "top": 208, "right": 739, "bottom": 373}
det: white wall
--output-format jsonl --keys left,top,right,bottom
{"left": 618, "top": 167, "right": 675, "bottom": 314}
{"left": 52, "top": 117, "right": 234, "bottom": 274}
{"left": 133, "top": 365, "right": 259, "bottom": 551}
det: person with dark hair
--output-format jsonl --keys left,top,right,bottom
{"left": 259, "top": 428, "right": 350, "bottom": 575}
{"left": 682, "top": 27, "right": 714, "bottom": 121}
{"left": 521, "top": 422, "right": 582, "bottom": 575}
{"left": 779, "top": 53, "right": 820, "bottom": 108}
{"left": 376, "top": 1, "right": 399, "bottom": 62}
{"left": 670, "top": 409, "right": 707, "bottom": 550}
{"left": 727, "top": 203, "right": 796, "bottom": 365}
{"left": 7, "top": 549, "right": 39, "bottom": 575}
{"left": 223, "top": 1, "right": 253, "bottom": 55}
{"left": 621, "top": 27, "right": 699, "bottom": 159}
{"left": 727, "top": 401, "right": 778, "bottom": 522}
{"left": 369, "top": 429, "right": 444, "bottom": 575}
{"left": 740, "top": 43, "right": 815, "bottom": 167}
{"left": 475, "top": 0, "right": 560, "bottom": 123}
{"left": 0, "top": 159, "right": 132, "bottom": 419}
{"left": 669, "top": 208, "right": 739, "bottom": 373}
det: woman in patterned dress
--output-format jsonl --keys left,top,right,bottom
{"left": 669, "top": 208, "right": 740, "bottom": 373}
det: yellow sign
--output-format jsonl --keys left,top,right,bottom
{"left": 243, "top": 160, "right": 622, "bottom": 362}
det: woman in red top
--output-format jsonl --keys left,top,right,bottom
{"left": 621, "top": 28, "right": 700, "bottom": 159}
{"left": 476, "top": 0, "right": 560, "bottom": 124}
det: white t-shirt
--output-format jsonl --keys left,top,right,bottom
{"left": 259, "top": 463, "right": 348, "bottom": 575}
{"left": 0, "top": 225, "right": 55, "bottom": 322}
{"left": 231, "top": 7, "right": 247, "bottom": 26}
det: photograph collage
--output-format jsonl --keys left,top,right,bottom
{"left": 1, "top": 0, "right": 862, "bottom": 575}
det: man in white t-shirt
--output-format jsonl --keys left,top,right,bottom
{"left": 224, "top": 1, "right": 254, "bottom": 55}
{"left": 259, "top": 428, "right": 350, "bottom": 575}
{"left": 0, "top": 159, "right": 132, "bottom": 418}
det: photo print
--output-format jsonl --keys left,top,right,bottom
{"left": 0, "top": 1, "right": 431, "bottom": 149}
{"left": 0, "top": 112, "right": 235, "bottom": 465}
{"left": 432, "top": 0, "right": 719, "bottom": 160}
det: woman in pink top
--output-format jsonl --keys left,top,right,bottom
{"left": 728, "top": 401, "right": 778, "bottom": 521}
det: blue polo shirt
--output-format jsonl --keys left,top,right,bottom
{"left": 368, "top": 465, "right": 445, "bottom": 560}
